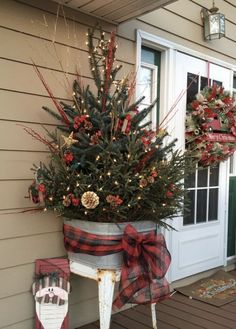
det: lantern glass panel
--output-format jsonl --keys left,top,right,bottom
{"left": 210, "top": 14, "right": 220, "bottom": 34}
{"left": 203, "top": 11, "right": 225, "bottom": 40}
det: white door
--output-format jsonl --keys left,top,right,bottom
{"left": 170, "top": 52, "right": 231, "bottom": 281}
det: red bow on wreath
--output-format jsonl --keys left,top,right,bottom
{"left": 63, "top": 223, "right": 171, "bottom": 310}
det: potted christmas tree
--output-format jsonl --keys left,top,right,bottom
{"left": 26, "top": 26, "right": 192, "bottom": 308}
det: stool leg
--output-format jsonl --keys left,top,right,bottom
{"left": 98, "top": 270, "right": 116, "bottom": 329}
{"left": 151, "top": 303, "right": 157, "bottom": 329}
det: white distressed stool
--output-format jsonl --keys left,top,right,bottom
{"left": 70, "top": 260, "right": 158, "bottom": 329}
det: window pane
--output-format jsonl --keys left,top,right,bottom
{"left": 210, "top": 165, "right": 219, "bottom": 186}
{"left": 201, "top": 76, "right": 209, "bottom": 90}
{"left": 198, "top": 167, "right": 208, "bottom": 187}
{"left": 138, "top": 104, "right": 152, "bottom": 127}
{"left": 184, "top": 190, "right": 195, "bottom": 225}
{"left": 187, "top": 73, "right": 199, "bottom": 105}
{"left": 139, "top": 67, "right": 152, "bottom": 103}
{"left": 197, "top": 189, "right": 207, "bottom": 223}
{"left": 141, "top": 48, "right": 155, "bottom": 65}
{"left": 209, "top": 189, "right": 218, "bottom": 221}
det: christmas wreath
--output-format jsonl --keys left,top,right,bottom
{"left": 185, "top": 84, "right": 236, "bottom": 167}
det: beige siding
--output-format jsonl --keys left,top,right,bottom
{"left": 119, "top": 0, "right": 236, "bottom": 66}
{"left": 0, "top": 0, "right": 134, "bottom": 328}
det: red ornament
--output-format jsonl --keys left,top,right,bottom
{"left": 37, "top": 183, "right": 46, "bottom": 193}
{"left": 63, "top": 152, "right": 74, "bottom": 164}
{"left": 166, "top": 191, "right": 174, "bottom": 198}
{"left": 106, "top": 195, "right": 123, "bottom": 207}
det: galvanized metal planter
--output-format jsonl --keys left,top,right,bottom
{"left": 64, "top": 219, "right": 159, "bottom": 269}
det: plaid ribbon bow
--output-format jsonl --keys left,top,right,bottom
{"left": 63, "top": 223, "right": 171, "bottom": 310}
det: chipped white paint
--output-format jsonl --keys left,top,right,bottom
{"left": 70, "top": 260, "right": 158, "bottom": 329}
{"left": 151, "top": 303, "right": 158, "bottom": 329}
{"left": 98, "top": 270, "right": 117, "bottom": 329}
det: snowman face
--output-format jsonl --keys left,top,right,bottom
{"left": 35, "top": 286, "right": 68, "bottom": 301}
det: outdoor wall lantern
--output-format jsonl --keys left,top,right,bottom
{"left": 201, "top": 1, "right": 225, "bottom": 41}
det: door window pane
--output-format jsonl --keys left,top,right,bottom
{"left": 201, "top": 76, "right": 209, "bottom": 90}
{"left": 233, "top": 75, "right": 236, "bottom": 89}
{"left": 187, "top": 73, "right": 199, "bottom": 105}
{"left": 213, "top": 79, "right": 222, "bottom": 86}
{"left": 197, "top": 189, "right": 207, "bottom": 223}
{"left": 185, "top": 171, "right": 195, "bottom": 188}
{"left": 210, "top": 165, "right": 219, "bottom": 186}
{"left": 198, "top": 167, "right": 208, "bottom": 187}
{"left": 209, "top": 189, "right": 218, "bottom": 221}
{"left": 184, "top": 190, "right": 195, "bottom": 225}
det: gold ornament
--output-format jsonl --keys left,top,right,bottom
{"left": 81, "top": 191, "right": 99, "bottom": 209}
{"left": 61, "top": 132, "right": 77, "bottom": 148}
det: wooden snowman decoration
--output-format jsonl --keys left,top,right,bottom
{"left": 32, "top": 258, "right": 70, "bottom": 329}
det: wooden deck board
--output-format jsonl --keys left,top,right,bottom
{"left": 78, "top": 271, "right": 236, "bottom": 329}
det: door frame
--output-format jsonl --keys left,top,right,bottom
{"left": 136, "top": 29, "right": 236, "bottom": 282}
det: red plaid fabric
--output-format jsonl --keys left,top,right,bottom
{"left": 63, "top": 223, "right": 171, "bottom": 310}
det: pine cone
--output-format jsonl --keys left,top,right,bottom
{"left": 81, "top": 191, "right": 99, "bottom": 209}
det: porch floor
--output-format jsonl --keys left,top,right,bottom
{"left": 79, "top": 270, "right": 236, "bottom": 329}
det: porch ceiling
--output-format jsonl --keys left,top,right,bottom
{"left": 51, "top": 0, "right": 177, "bottom": 24}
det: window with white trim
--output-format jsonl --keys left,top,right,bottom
{"left": 137, "top": 47, "right": 161, "bottom": 128}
